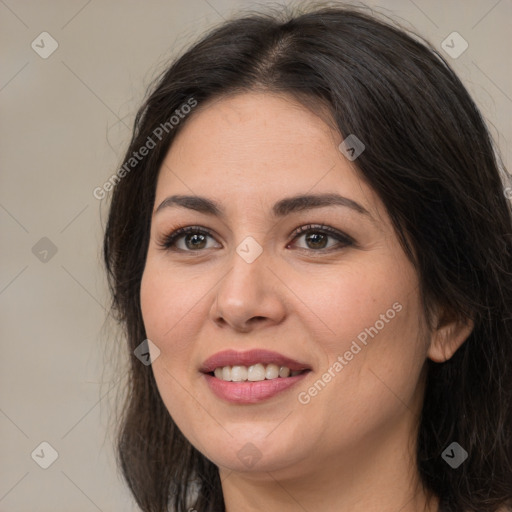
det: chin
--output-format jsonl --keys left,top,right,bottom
{"left": 192, "top": 429, "right": 312, "bottom": 478}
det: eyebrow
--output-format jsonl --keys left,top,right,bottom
{"left": 154, "top": 193, "right": 376, "bottom": 222}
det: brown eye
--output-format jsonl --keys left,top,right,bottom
{"left": 289, "top": 224, "right": 354, "bottom": 252}
{"left": 157, "top": 224, "right": 354, "bottom": 254}
{"left": 157, "top": 226, "right": 218, "bottom": 251}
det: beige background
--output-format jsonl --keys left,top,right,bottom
{"left": 1, "top": 0, "right": 510, "bottom": 510}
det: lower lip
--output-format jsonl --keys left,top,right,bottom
{"left": 203, "top": 372, "right": 310, "bottom": 404}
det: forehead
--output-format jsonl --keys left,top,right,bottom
{"left": 170, "top": 91, "right": 336, "bottom": 151}
{"left": 154, "top": 92, "right": 384, "bottom": 224}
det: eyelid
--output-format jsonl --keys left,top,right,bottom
{"left": 155, "top": 225, "right": 216, "bottom": 251}
{"left": 156, "top": 223, "right": 355, "bottom": 252}
{"left": 289, "top": 224, "right": 354, "bottom": 244}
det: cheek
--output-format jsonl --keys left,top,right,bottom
{"left": 140, "top": 255, "right": 203, "bottom": 339}
{"left": 140, "top": 264, "right": 207, "bottom": 439}
{"left": 140, "top": 263, "right": 196, "bottom": 369}
{"left": 140, "top": 269, "right": 164, "bottom": 335}
{"left": 301, "top": 257, "right": 426, "bottom": 399}
{"left": 295, "top": 259, "right": 411, "bottom": 353}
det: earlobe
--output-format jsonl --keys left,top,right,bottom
{"left": 427, "top": 313, "right": 474, "bottom": 363}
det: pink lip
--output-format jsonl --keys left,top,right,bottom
{"left": 199, "top": 349, "right": 312, "bottom": 404}
{"left": 199, "top": 349, "right": 311, "bottom": 373}
{"left": 203, "top": 372, "right": 310, "bottom": 404}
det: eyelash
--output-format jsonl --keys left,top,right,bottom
{"left": 156, "top": 224, "right": 354, "bottom": 254}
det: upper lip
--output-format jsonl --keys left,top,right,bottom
{"left": 200, "top": 349, "right": 312, "bottom": 373}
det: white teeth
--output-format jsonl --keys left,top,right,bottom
{"left": 247, "top": 363, "right": 266, "bottom": 381}
{"left": 222, "top": 366, "right": 231, "bottom": 381}
{"left": 265, "top": 363, "right": 279, "bottom": 380}
{"left": 211, "top": 363, "right": 306, "bottom": 382}
{"left": 230, "top": 365, "right": 248, "bottom": 382}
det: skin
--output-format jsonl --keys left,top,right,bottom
{"left": 140, "top": 91, "right": 473, "bottom": 512}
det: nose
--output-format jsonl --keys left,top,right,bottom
{"left": 211, "top": 244, "right": 287, "bottom": 333}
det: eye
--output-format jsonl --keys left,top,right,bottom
{"left": 287, "top": 224, "right": 354, "bottom": 252}
{"left": 156, "top": 226, "right": 218, "bottom": 252}
{"left": 156, "top": 223, "right": 354, "bottom": 253}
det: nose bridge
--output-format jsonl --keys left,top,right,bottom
{"left": 212, "top": 235, "right": 283, "bottom": 329}
{"left": 220, "top": 236, "right": 267, "bottom": 304}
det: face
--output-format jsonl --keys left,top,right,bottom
{"left": 140, "top": 92, "right": 431, "bottom": 481}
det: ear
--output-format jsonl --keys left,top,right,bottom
{"left": 427, "top": 308, "right": 474, "bottom": 363}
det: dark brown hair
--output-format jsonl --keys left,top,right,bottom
{"left": 103, "top": 3, "right": 512, "bottom": 511}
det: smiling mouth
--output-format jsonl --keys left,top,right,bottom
{"left": 209, "top": 363, "right": 310, "bottom": 382}
{"left": 200, "top": 349, "right": 312, "bottom": 403}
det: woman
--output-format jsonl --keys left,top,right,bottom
{"left": 103, "top": 3, "right": 512, "bottom": 511}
